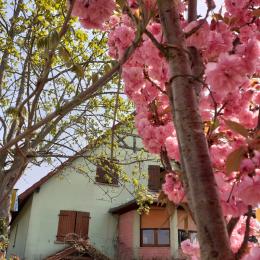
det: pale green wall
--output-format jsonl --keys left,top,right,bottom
{"left": 8, "top": 197, "right": 33, "bottom": 259}
{"left": 9, "top": 158, "right": 157, "bottom": 259}
{"left": 23, "top": 162, "right": 130, "bottom": 259}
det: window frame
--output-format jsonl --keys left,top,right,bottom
{"left": 140, "top": 228, "right": 170, "bottom": 247}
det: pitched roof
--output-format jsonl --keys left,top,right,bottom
{"left": 46, "top": 240, "right": 111, "bottom": 260}
{"left": 19, "top": 147, "right": 88, "bottom": 204}
{"left": 18, "top": 114, "right": 136, "bottom": 205}
{"left": 46, "top": 246, "right": 80, "bottom": 260}
{"left": 109, "top": 198, "right": 164, "bottom": 215}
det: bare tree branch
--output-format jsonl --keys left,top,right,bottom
{"left": 0, "top": 29, "right": 143, "bottom": 154}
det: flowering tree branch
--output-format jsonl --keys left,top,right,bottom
{"left": 157, "top": 0, "right": 234, "bottom": 259}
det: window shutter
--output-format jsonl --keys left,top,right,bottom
{"left": 141, "top": 208, "right": 170, "bottom": 228}
{"left": 96, "top": 159, "right": 119, "bottom": 185}
{"left": 148, "top": 165, "right": 161, "bottom": 191}
{"left": 95, "top": 165, "right": 107, "bottom": 183}
{"left": 75, "top": 212, "right": 90, "bottom": 239}
{"left": 111, "top": 165, "right": 119, "bottom": 185}
{"left": 56, "top": 210, "right": 76, "bottom": 241}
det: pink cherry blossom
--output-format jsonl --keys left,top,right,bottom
{"left": 72, "top": 1, "right": 260, "bottom": 254}
{"left": 237, "top": 175, "right": 260, "bottom": 206}
{"left": 252, "top": 151, "right": 260, "bottom": 168}
{"left": 243, "top": 247, "right": 260, "bottom": 260}
{"left": 165, "top": 136, "right": 180, "bottom": 161}
{"left": 236, "top": 39, "right": 260, "bottom": 75}
{"left": 108, "top": 24, "right": 135, "bottom": 58}
{"left": 184, "top": 21, "right": 210, "bottom": 50}
{"left": 205, "top": 22, "right": 234, "bottom": 60}
{"left": 71, "top": 0, "right": 115, "bottom": 29}
{"left": 163, "top": 173, "right": 185, "bottom": 204}
{"left": 206, "top": 53, "right": 249, "bottom": 100}
{"left": 181, "top": 239, "right": 200, "bottom": 260}
{"left": 240, "top": 159, "right": 255, "bottom": 175}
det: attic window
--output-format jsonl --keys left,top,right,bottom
{"left": 56, "top": 210, "right": 90, "bottom": 242}
{"left": 148, "top": 165, "right": 166, "bottom": 191}
{"left": 95, "top": 158, "right": 119, "bottom": 185}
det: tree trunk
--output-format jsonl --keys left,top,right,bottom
{"left": 0, "top": 190, "right": 11, "bottom": 254}
{"left": 0, "top": 191, "right": 11, "bottom": 232}
{"left": 0, "top": 150, "right": 28, "bottom": 253}
{"left": 157, "top": 1, "right": 234, "bottom": 259}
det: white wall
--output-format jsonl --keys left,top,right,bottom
{"left": 8, "top": 197, "right": 33, "bottom": 259}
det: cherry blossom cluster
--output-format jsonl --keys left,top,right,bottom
{"left": 69, "top": 0, "right": 115, "bottom": 29}
{"left": 106, "top": 0, "right": 260, "bottom": 218}
{"left": 162, "top": 173, "right": 185, "bottom": 204}
{"left": 181, "top": 216, "right": 260, "bottom": 260}
{"left": 70, "top": 0, "right": 260, "bottom": 258}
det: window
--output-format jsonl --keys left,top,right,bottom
{"left": 148, "top": 165, "right": 166, "bottom": 191}
{"left": 56, "top": 210, "right": 90, "bottom": 242}
{"left": 140, "top": 207, "right": 170, "bottom": 247}
{"left": 178, "top": 230, "right": 197, "bottom": 246}
{"left": 158, "top": 229, "right": 170, "bottom": 245}
{"left": 95, "top": 158, "right": 119, "bottom": 185}
{"left": 177, "top": 208, "right": 197, "bottom": 246}
{"left": 142, "top": 229, "right": 155, "bottom": 244}
{"left": 141, "top": 229, "right": 170, "bottom": 246}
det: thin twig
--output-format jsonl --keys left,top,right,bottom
{"left": 235, "top": 206, "right": 253, "bottom": 259}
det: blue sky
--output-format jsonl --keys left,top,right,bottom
{"left": 15, "top": 0, "right": 224, "bottom": 194}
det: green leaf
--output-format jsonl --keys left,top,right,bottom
{"left": 37, "top": 37, "right": 48, "bottom": 49}
{"left": 72, "top": 64, "right": 84, "bottom": 78}
{"left": 48, "top": 30, "right": 59, "bottom": 49}
{"left": 57, "top": 46, "right": 72, "bottom": 67}
{"left": 224, "top": 120, "right": 249, "bottom": 138}
{"left": 6, "top": 107, "right": 19, "bottom": 118}
{"left": 116, "top": 0, "right": 125, "bottom": 9}
{"left": 133, "top": 178, "right": 139, "bottom": 187}
{"left": 225, "top": 147, "right": 246, "bottom": 175}
{"left": 104, "top": 64, "right": 111, "bottom": 74}
{"left": 92, "top": 73, "right": 99, "bottom": 84}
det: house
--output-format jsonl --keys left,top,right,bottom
{"left": 7, "top": 123, "right": 196, "bottom": 260}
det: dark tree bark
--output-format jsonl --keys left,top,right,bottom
{"left": 157, "top": 1, "right": 234, "bottom": 259}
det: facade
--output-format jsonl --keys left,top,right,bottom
{"left": 7, "top": 127, "right": 196, "bottom": 260}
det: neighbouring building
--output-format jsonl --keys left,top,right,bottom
{"left": 7, "top": 123, "right": 196, "bottom": 260}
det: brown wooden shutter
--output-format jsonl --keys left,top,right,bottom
{"left": 96, "top": 159, "right": 119, "bottom": 185}
{"left": 111, "top": 163, "right": 119, "bottom": 185}
{"left": 56, "top": 210, "right": 76, "bottom": 241}
{"left": 148, "top": 165, "right": 165, "bottom": 191}
{"left": 148, "top": 165, "right": 161, "bottom": 190}
{"left": 75, "top": 212, "right": 90, "bottom": 239}
{"left": 95, "top": 165, "right": 107, "bottom": 183}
